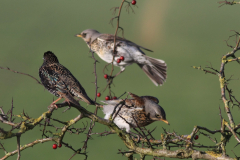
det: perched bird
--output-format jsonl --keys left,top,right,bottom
{"left": 39, "top": 51, "right": 95, "bottom": 108}
{"left": 76, "top": 29, "right": 167, "bottom": 86}
{"left": 102, "top": 93, "right": 169, "bottom": 132}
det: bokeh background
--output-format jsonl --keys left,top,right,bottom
{"left": 0, "top": 0, "right": 240, "bottom": 159}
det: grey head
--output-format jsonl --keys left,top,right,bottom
{"left": 76, "top": 29, "right": 101, "bottom": 44}
{"left": 143, "top": 97, "right": 169, "bottom": 125}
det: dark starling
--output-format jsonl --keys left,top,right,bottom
{"left": 39, "top": 51, "right": 95, "bottom": 108}
{"left": 102, "top": 92, "right": 169, "bottom": 132}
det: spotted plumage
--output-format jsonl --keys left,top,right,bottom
{"left": 76, "top": 29, "right": 167, "bottom": 86}
{"left": 102, "top": 93, "right": 169, "bottom": 132}
{"left": 39, "top": 51, "right": 95, "bottom": 107}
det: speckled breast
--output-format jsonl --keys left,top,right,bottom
{"left": 90, "top": 39, "right": 113, "bottom": 56}
{"left": 118, "top": 108, "right": 154, "bottom": 128}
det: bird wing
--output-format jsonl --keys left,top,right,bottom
{"left": 101, "top": 98, "right": 143, "bottom": 108}
{"left": 56, "top": 64, "right": 95, "bottom": 105}
{"left": 39, "top": 64, "right": 79, "bottom": 106}
{"left": 141, "top": 96, "right": 159, "bottom": 104}
{"left": 128, "top": 92, "right": 145, "bottom": 108}
{"left": 98, "top": 34, "right": 153, "bottom": 52}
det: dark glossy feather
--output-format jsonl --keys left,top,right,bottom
{"left": 39, "top": 51, "right": 95, "bottom": 106}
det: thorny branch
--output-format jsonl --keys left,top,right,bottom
{"left": 102, "top": 0, "right": 136, "bottom": 98}
{"left": 193, "top": 32, "right": 240, "bottom": 157}
{"left": 218, "top": 0, "right": 240, "bottom": 7}
{"left": 1, "top": 97, "right": 238, "bottom": 159}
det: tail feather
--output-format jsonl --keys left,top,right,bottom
{"left": 138, "top": 56, "right": 167, "bottom": 86}
{"left": 79, "top": 94, "right": 97, "bottom": 106}
{"left": 146, "top": 56, "right": 167, "bottom": 77}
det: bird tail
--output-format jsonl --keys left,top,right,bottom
{"left": 138, "top": 56, "right": 167, "bottom": 86}
{"left": 75, "top": 92, "right": 103, "bottom": 107}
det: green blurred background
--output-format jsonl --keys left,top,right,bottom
{"left": 0, "top": 0, "right": 240, "bottom": 159}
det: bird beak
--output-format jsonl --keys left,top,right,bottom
{"left": 75, "top": 34, "right": 82, "bottom": 38}
{"left": 160, "top": 119, "right": 170, "bottom": 125}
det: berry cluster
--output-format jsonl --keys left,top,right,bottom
{"left": 117, "top": 56, "right": 124, "bottom": 63}
{"left": 105, "top": 96, "right": 117, "bottom": 100}
{"left": 97, "top": 92, "right": 117, "bottom": 100}
{"left": 52, "top": 144, "right": 62, "bottom": 149}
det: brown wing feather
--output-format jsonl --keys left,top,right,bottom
{"left": 128, "top": 92, "right": 145, "bottom": 108}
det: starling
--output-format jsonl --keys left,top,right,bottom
{"left": 76, "top": 29, "right": 167, "bottom": 86}
{"left": 39, "top": 51, "right": 95, "bottom": 108}
{"left": 102, "top": 92, "right": 169, "bottom": 132}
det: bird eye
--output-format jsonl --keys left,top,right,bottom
{"left": 156, "top": 114, "right": 160, "bottom": 118}
{"left": 82, "top": 33, "right": 86, "bottom": 38}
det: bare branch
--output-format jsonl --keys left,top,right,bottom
{"left": 0, "top": 66, "right": 42, "bottom": 85}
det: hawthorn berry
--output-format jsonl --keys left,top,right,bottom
{"left": 194, "top": 135, "right": 199, "bottom": 140}
{"left": 58, "top": 144, "right": 62, "bottom": 148}
{"left": 105, "top": 96, "right": 110, "bottom": 100}
{"left": 120, "top": 56, "right": 125, "bottom": 61}
{"left": 52, "top": 144, "right": 57, "bottom": 149}
{"left": 97, "top": 93, "right": 101, "bottom": 97}
{"left": 104, "top": 74, "right": 108, "bottom": 79}
{"left": 117, "top": 59, "right": 121, "bottom": 63}
{"left": 131, "top": 0, "right": 136, "bottom": 5}
{"left": 113, "top": 96, "right": 117, "bottom": 100}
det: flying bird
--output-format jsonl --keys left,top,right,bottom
{"left": 101, "top": 92, "right": 169, "bottom": 132}
{"left": 39, "top": 51, "right": 95, "bottom": 108}
{"left": 76, "top": 29, "right": 167, "bottom": 86}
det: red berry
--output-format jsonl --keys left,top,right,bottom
{"left": 194, "top": 135, "right": 199, "bottom": 140}
{"left": 131, "top": 0, "right": 136, "bottom": 5}
{"left": 97, "top": 93, "right": 101, "bottom": 97}
{"left": 58, "top": 144, "right": 62, "bottom": 148}
{"left": 117, "top": 59, "right": 121, "bottom": 63}
{"left": 104, "top": 74, "right": 108, "bottom": 79}
{"left": 120, "top": 56, "right": 124, "bottom": 61}
{"left": 52, "top": 144, "right": 57, "bottom": 149}
{"left": 113, "top": 96, "right": 117, "bottom": 100}
{"left": 105, "top": 96, "right": 110, "bottom": 100}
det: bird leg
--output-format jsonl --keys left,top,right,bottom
{"left": 51, "top": 97, "right": 62, "bottom": 109}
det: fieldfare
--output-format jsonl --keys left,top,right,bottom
{"left": 101, "top": 92, "right": 169, "bottom": 132}
{"left": 76, "top": 29, "right": 167, "bottom": 86}
{"left": 39, "top": 51, "right": 95, "bottom": 108}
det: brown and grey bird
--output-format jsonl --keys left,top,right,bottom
{"left": 101, "top": 93, "right": 169, "bottom": 132}
{"left": 39, "top": 51, "right": 95, "bottom": 108}
{"left": 76, "top": 29, "right": 167, "bottom": 86}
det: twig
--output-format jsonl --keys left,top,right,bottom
{"left": 0, "top": 66, "right": 42, "bottom": 85}
{"left": 17, "top": 135, "right": 21, "bottom": 160}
